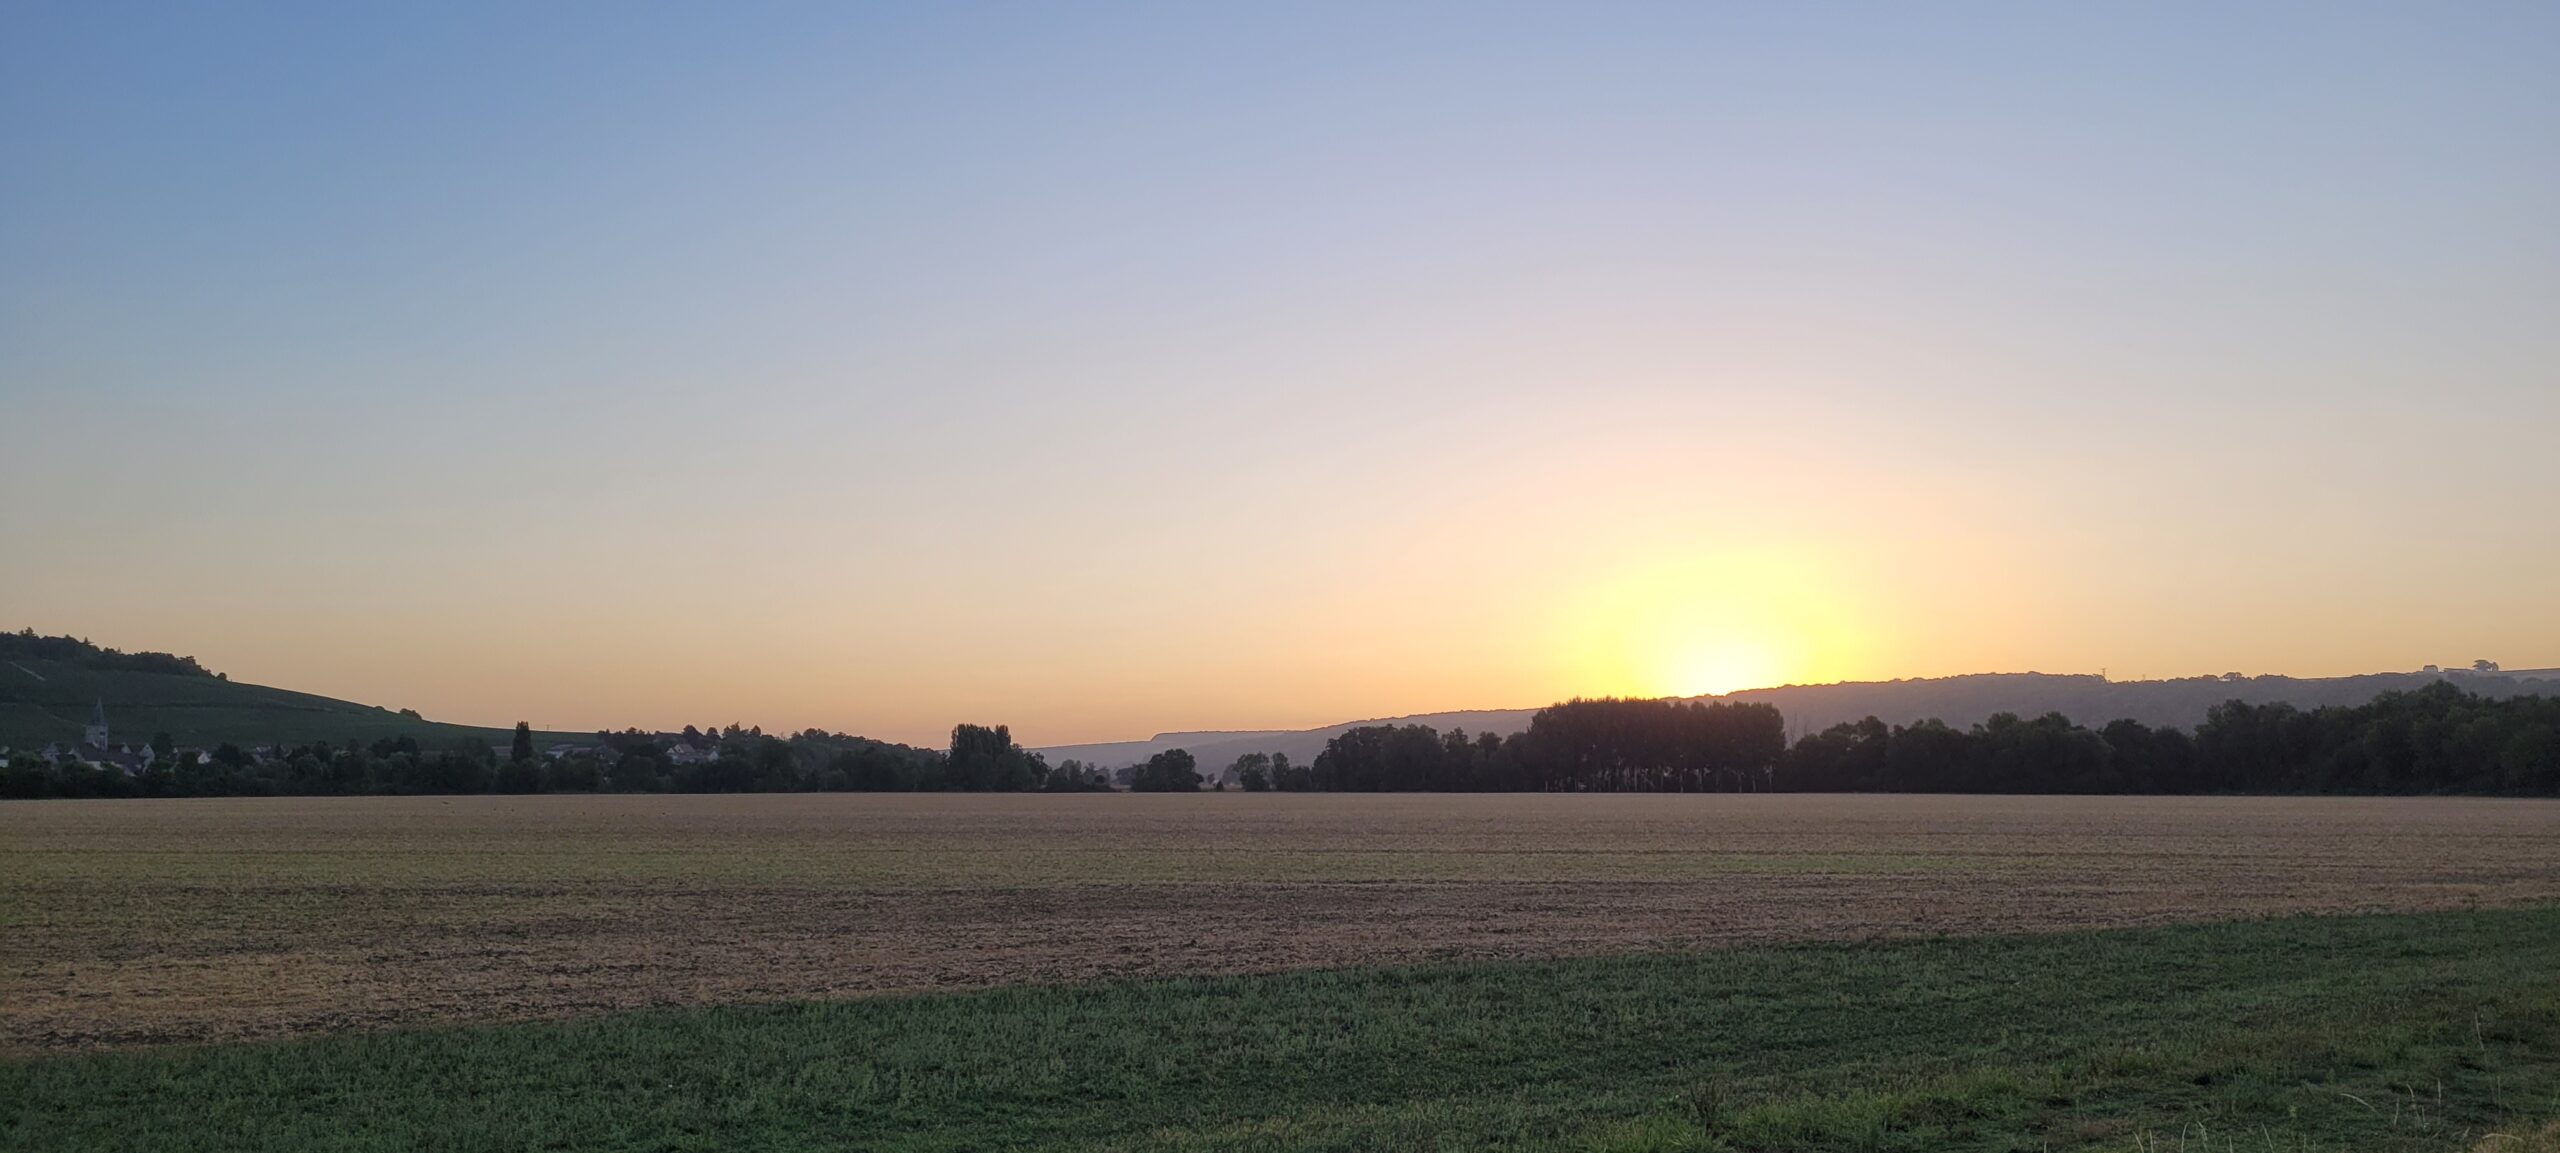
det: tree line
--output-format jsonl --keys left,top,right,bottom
{"left": 1781, "top": 681, "right": 2559, "bottom": 794}
{"left": 1269, "top": 682, "right": 2558, "bottom": 796}
{"left": 2, "top": 722, "right": 1113, "bottom": 799}
{"left": 8, "top": 682, "right": 2556, "bottom": 799}
{"left": 1242, "top": 698, "right": 1786, "bottom": 792}
{"left": 1, "top": 628, "right": 221, "bottom": 679}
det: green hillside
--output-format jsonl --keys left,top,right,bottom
{"left": 0, "top": 658, "right": 585, "bottom": 752}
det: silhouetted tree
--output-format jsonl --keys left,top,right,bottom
{"left": 948, "top": 723, "right": 1043, "bottom": 792}
{"left": 1312, "top": 698, "right": 1784, "bottom": 793}
{"left": 1129, "top": 748, "right": 1201, "bottom": 792}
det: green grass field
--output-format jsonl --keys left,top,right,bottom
{"left": 7, "top": 906, "right": 2556, "bottom": 1152}
{"left": 0, "top": 658, "right": 587, "bottom": 750}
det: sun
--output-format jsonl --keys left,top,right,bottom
{"left": 1664, "top": 639, "right": 1789, "bottom": 698}
{"left": 1556, "top": 547, "right": 1868, "bottom": 700}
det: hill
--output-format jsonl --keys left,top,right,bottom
{"left": 1036, "top": 668, "right": 2560, "bottom": 771}
{"left": 0, "top": 636, "right": 585, "bottom": 752}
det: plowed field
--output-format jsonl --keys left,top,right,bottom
{"left": 6, "top": 793, "right": 2556, "bottom": 1052}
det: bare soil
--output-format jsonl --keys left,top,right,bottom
{"left": 5, "top": 793, "right": 2555, "bottom": 1052}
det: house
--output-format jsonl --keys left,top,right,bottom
{"left": 52, "top": 739, "right": 150, "bottom": 775}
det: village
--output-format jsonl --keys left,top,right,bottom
{"left": 0, "top": 702, "right": 736, "bottom": 777}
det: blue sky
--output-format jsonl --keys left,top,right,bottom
{"left": 5, "top": 2, "right": 2555, "bottom": 743}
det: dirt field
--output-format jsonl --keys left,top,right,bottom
{"left": 5, "top": 792, "right": 2557, "bottom": 1052}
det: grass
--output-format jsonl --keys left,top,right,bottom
{"left": 0, "top": 658, "right": 586, "bottom": 750}
{"left": 7, "top": 906, "right": 2559, "bottom": 1152}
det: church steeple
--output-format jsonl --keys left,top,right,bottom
{"left": 85, "top": 699, "right": 109, "bottom": 749}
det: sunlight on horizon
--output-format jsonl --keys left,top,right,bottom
{"left": 4, "top": 4, "right": 2554, "bottom": 744}
{"left": 1664, "top": 640, "right": 1790, "bottom": 698}
{"left": 1558, "top": 549, "right": 1872, "bottom": 701}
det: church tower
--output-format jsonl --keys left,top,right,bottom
{"left": 85, "top": 700, "right": 109, "bottom": 749}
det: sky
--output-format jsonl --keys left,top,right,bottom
{"left": 3, "top": 2, "right": 2555, "bottom": 747}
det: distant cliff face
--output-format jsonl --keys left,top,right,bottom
{"left": 1032, "top": 670, "right": 2560, "bottom": 771}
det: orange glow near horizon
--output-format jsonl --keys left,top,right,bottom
{"left": 1555, "top": 549, "right": 1874, "bottom": 700}
{"left": 8, "top": 4, "right": 2560, "bottom": 750}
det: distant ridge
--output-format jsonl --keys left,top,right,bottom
{"left": 1033, "top": 668, "right": 2560, "bottom": 771}
{"left": 13, "top": 627, "right": 2549, "bottom": 770}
